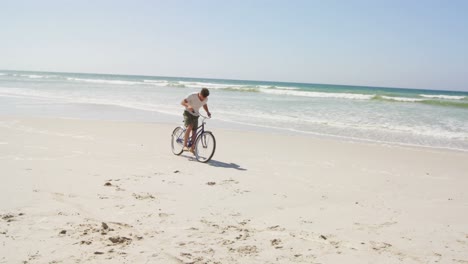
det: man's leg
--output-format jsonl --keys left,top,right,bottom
{"left": 190, "top": 127, "right": 197, "bottom": 152}
{"left": 183, "top": 124, "right": 193, "bottom": 149}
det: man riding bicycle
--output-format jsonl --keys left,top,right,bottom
{"left": 180, "top": 88, "right": 211, "bottom": 153}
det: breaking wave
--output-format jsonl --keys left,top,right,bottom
{"left": 420, "top": 94, "right": 466, "bottom": 100}
{"left": 261, "top": 88, "right": 375, "bottom": 100}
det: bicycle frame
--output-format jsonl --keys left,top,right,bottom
{"left": 185, "top": 116, "right": 208, "bottom": 147}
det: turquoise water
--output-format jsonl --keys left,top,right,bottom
{"left": 1, "top": 70, "right": 468, "bottom": 151}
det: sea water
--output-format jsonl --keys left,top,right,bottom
{"left": 1, "top": 70, "right": 467, "bottom": 151}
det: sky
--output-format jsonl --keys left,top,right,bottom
{"left": 1, "top": 0, "right": 468, "bottom": 91}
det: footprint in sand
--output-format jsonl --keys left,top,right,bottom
{"left": 370, "top": 241, "right": 392, "bottom": 251}
{"left": 221, "top": 179, "right": 239, "bottom": 185}
{"left": 232, "top": 245, "right": 258, "bottom": 255}
{"left": 132, "top": 193, "right": 156, "bottom": 200}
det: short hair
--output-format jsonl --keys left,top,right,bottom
{"left": 201, "top": 88, "right": 210, "bottom": 97}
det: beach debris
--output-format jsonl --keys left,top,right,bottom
{"left": 59, "top": 230, "right": 67, "bottom": 235}
{"left": 271, "top": 238, "right": 282, "bottom": 248}
{"left": 173, "top": 170, "right": 180, "bottom": 173}
{"left": 99, "top": 222, "right": 115, "bottom": 235}
{"left": 80, "top": 240, "right": 92, "bottom": 245}
{"left": 109, "top": 236, "right": 132, "bottom": 244}
{"left": 239, "top": 220, "right": 250, "bottom": 225}
{"left": 1, "top": 214, "right": 15, "bottom": 222}
{"left": 180, "top": 252, "right": 192, "bottom": 258}
{"left": 207, "top": 182, "right": 216, "bottom": 186}
{"left": 320, "top": 235, "right": 327, "bottom": 240}
{"left": 104, "top": 182, "right": 112, "bottom": 186}
{"left": 94, "top": 251, "right": 104, "bottom": 255}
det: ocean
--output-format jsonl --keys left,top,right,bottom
{"left": 1, "top": 70, "right": 468, "bottom": 151}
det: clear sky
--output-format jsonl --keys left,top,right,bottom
{"left": 1, "top": 0, "right": 468, "bottom": 91}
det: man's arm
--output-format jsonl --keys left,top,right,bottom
{"left": 203, "top": 104, "right": 211, "bottom": 117}
{"left": 181, "top": 99, "right": 194, "bottom": 112}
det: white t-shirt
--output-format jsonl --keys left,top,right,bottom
{"left": 185, "top": 92, "right": 208, "bottom": 116}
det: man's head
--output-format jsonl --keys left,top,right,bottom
{"left": 200, "top": 88, "right": 210, "bottom": 98}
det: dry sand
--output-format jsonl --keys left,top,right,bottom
{"left": 1, "top": 115, "right": 467, "bottom": 263}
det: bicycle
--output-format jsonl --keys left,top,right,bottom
{"left": 171, "top": 115, "right": 216, "bottom": 163}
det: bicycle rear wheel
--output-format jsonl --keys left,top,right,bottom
{"left": 171, "top": 126, "right": 185, "bottom": 155}
{"left": 194, "top": 131, "right": 216, "bottom": 163}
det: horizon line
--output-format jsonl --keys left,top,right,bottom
{"left": 1, "top": 68, "right": 467, "bottom": 93}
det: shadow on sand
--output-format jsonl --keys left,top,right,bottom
{"left": 208, "top": 159, "right": 247, "bottom": 171}
{"left": 181, "top": 154, "right": 246, "bottom": 171}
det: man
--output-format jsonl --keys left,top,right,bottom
{"left": 181, "top": 88, "right": 211, "bottom": 153}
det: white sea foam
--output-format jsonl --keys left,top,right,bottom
{"left": 276, "top": 86, "right": 300, "bottom": 90}
{"left": 216, "top": 110, "right": 468, "bottom": 149}
{"left": 370, "top": 122, "right": 468, "bottom": 140}
{"left": 174, "top": 81, "right": 265, "bottom": 91}
{"left": 0, "top": 87, "right": 66, "bottom": 100}
{"left": 67, "top": 78, "right": 141, "bottom": 85}
{"left": 178, "top": 81, "right": 246, "bottom": 89}
{"left": 21, "top": 74, "right": 43, "bottom": 78}
{"left": 141, "top": 79, "right": 301, "bottom": 92}
{"left": 420, "top": 94, "right": 466, "bottom": 100}
{"left": 380, "top": 96, "right": 424, "bottom": 102}
{"left": 143, "top": 80, "right": 169, "bottom": 84}
{"left": 260, "top": 88, "right": 374, "bottom": 100}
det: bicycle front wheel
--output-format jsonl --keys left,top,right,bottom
{"left": 194, "top": 131, "right": 216, "bottom": 163}
{"left": 171, "top": 126, "right": 185, "bottom": 155}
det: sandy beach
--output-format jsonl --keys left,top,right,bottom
{"left": 1, "top": 115, "right": 467, "bottom": 263}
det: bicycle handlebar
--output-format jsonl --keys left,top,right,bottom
{"left": 199, "top": 114, "right": 211, "bottom": 119}
{"left": 189, "top": 110, "right": 211, "bottom": 120}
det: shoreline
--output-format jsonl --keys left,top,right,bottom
{"left": 1, "top": 115, "right": 467, "bottom": 263}
{"left": 2, "top": 108, "right": 467, "bottom": 154}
